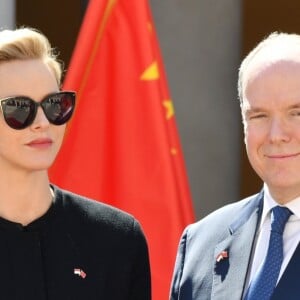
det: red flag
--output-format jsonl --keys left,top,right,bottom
{"left": 49, "top": 0, "right": 195, "bottom": 299}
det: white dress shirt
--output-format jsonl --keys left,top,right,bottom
{"left": 245, "top": 184, "right": 300, "bottom": 291}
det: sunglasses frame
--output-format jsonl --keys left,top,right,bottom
{"left": 0, "top": 91, "right": 76, "bottom": 130}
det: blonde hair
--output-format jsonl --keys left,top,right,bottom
{"left": 0, "top": 27, "right": 63, "bottom": 84}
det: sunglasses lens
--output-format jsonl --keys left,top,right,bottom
{"left": 43, "top": 92, "right": 75, "bottom": 125}
{"left": 2, "top": 98, "right": 35, "bottom": 129}
{"left": 0, "top": 91, "right": 75, "bottom": 129}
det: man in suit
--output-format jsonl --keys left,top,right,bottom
{"left": 170, "top": 32, "right": 300, "bottom": 300}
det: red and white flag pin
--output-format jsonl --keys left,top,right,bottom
{"left": 216, "top": 250, "right": 228, "bottom": 262}
{"left": 74, "top": 268, "right": 87, "bottom": 279}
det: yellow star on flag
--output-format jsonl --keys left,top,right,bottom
{"left": 163, "top": 100, "right": 175, "bottom": 119}
{"left": 140, "top": 61, "right": 159, "bottom": 80}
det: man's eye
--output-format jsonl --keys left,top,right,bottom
{"left": 249, "top": 114, "right": 266, "bottom": 120}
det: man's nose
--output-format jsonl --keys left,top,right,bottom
{"left": 268, "top": 117, "right": 290, "bottom": 143}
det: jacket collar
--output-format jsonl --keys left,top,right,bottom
{"left": 229, "top": 190, "right": 264, "bottom": 234}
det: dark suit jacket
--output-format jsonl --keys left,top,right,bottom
{"left": 0, "top": 185, "right": 151, "bottom": 300}
{"left": 170, "top": 192, "right": 263, "bottom": 300}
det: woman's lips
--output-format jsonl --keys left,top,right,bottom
{"left": 26, "top": 138, "right": 53, "bottom": 148}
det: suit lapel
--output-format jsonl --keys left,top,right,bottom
{"left": 211, "top": 192, "right": 263, "bottom": 300}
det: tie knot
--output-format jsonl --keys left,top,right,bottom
{"left": 271, "top": 206, "right": 292, "bottom": 234}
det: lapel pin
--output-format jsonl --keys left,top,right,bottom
{"left": 74, "top": 268, "right": 87, "bottom": 279}
{"left": 216, "top": 250, "right": 228, "bottom": 262}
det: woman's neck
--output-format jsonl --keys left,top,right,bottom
{"left": 0, "top": 170, "right": 53, "bottom": 225}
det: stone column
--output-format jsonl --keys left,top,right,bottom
{"left": 0, "top": 0, "right": 15, "bottom": 29}
{"left": 150, "top": 0, "right": 242, "bottom": 219}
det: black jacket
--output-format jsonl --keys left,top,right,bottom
{"left": 0, "top": 185, "right": 151, "bottom": 299}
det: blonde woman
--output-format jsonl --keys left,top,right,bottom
{"left": 0, "top": 27, "right": 151, "bottom": 300}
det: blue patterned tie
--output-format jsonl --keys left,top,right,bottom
{"left": 245, "top": 206, "right": 292, "bottom": 300}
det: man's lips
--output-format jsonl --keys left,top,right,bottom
{"left": 266, "top": 153, "right": 300, "bottom": 159}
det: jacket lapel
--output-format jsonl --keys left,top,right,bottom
{"left": 211, "top": 192, "right": 263, "bottom": 300}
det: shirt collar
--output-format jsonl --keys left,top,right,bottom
{"left": 261, "top": 184, "right": 300, "bottom": 227}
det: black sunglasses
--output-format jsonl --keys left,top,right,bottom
{"left": 0, "top": 91, "right": 76, "bottom": 130}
